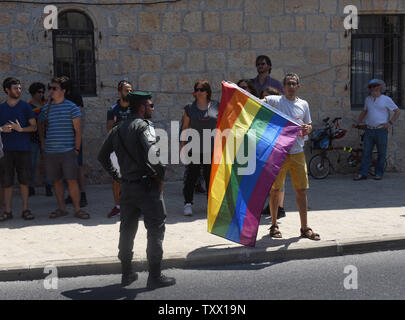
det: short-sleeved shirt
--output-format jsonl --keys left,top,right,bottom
{"left": 253, "top": 75, "right": 284, "bottom": 95}
{"left": 363, "top": 95, "right": 398, "bottom": 127}
{"left": 39, "top": 99, "right": 81, "bottom": 153}
{"left": 107, "top": 101, "right": 131, "bottom": 125}
{"left": 265, "top": 95, "right": 311, "bottom": 154}
{"left": 0, "top": 100, "right": 35, "bottom": 151}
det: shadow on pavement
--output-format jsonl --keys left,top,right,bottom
{"left": 61, "top": 284, "right": 151, "bottom": 300}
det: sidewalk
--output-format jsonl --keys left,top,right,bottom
{"left": 1, "top": 173, "right": 405, "bottom": 281}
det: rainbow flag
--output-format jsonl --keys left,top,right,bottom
{"left": 207, "top": 81, "right": 301, "bottom": 247}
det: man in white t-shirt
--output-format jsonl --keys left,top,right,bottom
{"left": 353, "top": 79, "right": 400, "bottom": 180}
{"left": 264, "top": 73, "right": 320, "bottom": 241}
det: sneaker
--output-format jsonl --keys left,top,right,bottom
{"left": 353, "top": 174, "right": 367, "bottom": 181}
{"left": 184, "top": 203, "right": 192, "bottom": 216}
{"left": 147, "top": 274, "right": 176, "bottom": 289}
{"left": 107, "top": 206, "right": 120, "bottom": 218}
{"left": 266, "top": 206, "right": 286, "bottom": 222}
{"left": 29, "top": 187, "right": 35, "bottom": 197}
{"left": 45, "top": 184, "right": 53, "bottom": 197}
{"left": 65, "top": 195, "right": 72, "bottom": 204}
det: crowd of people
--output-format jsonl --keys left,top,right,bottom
{"left": 0, "top": 53, "right": 399, "bottom": 288}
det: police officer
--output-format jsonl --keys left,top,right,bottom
{"left": 98, "top": 91, "right": 176, "bottom": 288}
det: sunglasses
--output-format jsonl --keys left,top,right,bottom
{"left": 36, "top": 90, "right": 45, "bottom": 94}
{"left": 195, "top": 88, "right": 207, "bottom": 93}
{"left": 48, "top": 86, "right": 59, "bottom": 91}
{"left": 286, "top": 82, "right": 298, "bottom": 87}
{"left": 369, "top": 84, "right": 380, "bottom": 88}
{"left": 256, "top": 62, "right": 267, "bottom": 66}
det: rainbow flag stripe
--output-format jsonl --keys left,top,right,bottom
{"left": 207, "top": 81, "right": 301, "bottom": 247}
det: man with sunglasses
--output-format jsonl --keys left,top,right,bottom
{"left": 253, "top": 55, "right": 284, "bottom": 95}
{"left": 98, "top": 91, "right": 175, "bottom": 289}
{"left": 353, "top": 79, "right": 400, "bottom": 181}
{"left": 105, "top": 80, "right": 133, "bottom": 218}
{"left": 37, "top": 77, "right": 89, "bottom": 220}
{"left": 0, "top": 77, "right": 37, "bottom": 222}
{"left": 264, "top": 73, "right": 320, "bottom": 241}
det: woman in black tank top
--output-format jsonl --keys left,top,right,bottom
{"left": 180, "top": 80, "right": 219, "bottom": 216}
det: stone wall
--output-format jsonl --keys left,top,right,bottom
{"left": 1, "top": 0, "right": 404, "bottom": 183}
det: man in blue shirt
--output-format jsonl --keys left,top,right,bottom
{"left": 0, "top": 77, "right": 37, "bottom": 222}
{"left": 105, "top": 80, "right": 132, "bottom": 218}
{"left": 38, "top": 76, "right": 89, "bottom": 219}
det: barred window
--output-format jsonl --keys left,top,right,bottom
{"left": 53, "top": 10, "right": 97, "bottom": 96}
{"left": 351, "top": 15, "right": 403, "bottom": 109}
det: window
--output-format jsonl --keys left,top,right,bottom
{"left": 351, "top": 15, "right": 403, "bottom": 109}
{"left": 53, "top": 10, "right": 97, "bottom": 96}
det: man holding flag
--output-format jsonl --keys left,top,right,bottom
{"left": 264, "top": 73, "right": 320, "bottom": 241}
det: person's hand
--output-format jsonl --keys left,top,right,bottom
{"left": 382, "top": 122, "right": 391, "bottom": 130}
{"left": 8, "top": 120, "right": 22, "bottom": 132}
{"left": 1, "top": 124, "right": 12, "bottom": 133}
{"left": 301, "top": 124, "right": 311, "bottom": 136}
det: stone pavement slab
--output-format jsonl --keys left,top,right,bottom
{"left": 0, "top": 173, "right": 404, "bottom": 280}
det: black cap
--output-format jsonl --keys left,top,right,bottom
{"left": 127, "top": 91, "right": 152, "bottom": 109}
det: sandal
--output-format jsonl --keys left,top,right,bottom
{"left": 74, "top": 210, "right": 90, "bottom": 220}
{"left": 300, "top": 227, "right": 320, "bottom": 241}
{"left": 49, "top": 209, "right": 69, "bottom": 219}
{"left": 269, "top": 225, "right": 282, "bottom": 238}
{"left": 22, "top": 210, "right": 34, "bottom": 220}
{"left": 0, "top": 211, "right": 13, "bottom": 222}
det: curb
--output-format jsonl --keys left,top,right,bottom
{"left": 1, "top": 235, "right": 405, "bottom": 282}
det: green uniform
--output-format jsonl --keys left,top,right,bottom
{"left": 98, "top": 113, "right": 166, "bottom": 266}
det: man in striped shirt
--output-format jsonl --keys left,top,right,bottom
{"left": 38, "top": 77, "right": 89, "bottom": 219}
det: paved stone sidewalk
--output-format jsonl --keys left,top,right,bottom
{"left": 0, "top": 174, "right": 404, "bottom": 280}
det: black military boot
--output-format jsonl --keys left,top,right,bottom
{"left": 121, "top": 261, "right": 138, "bottom": 287}
{"left": 147, "top": 263, "right": 176, "bottom": 289}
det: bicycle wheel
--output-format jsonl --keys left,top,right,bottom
{"left": 369, "top": 152, "right": 387, "bottom": 176}
{"left": 309, "top": 153, "right": 331, "bottom": 179}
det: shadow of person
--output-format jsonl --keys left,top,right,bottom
{"left": 255, "top": 235, "right": 301, "bottom": 249}
{"left": 61, "top": 284, "right": 151, "bottom": 300}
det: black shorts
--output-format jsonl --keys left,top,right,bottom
{"left": 0, "top": 151, "right": 32, "bottom": 187}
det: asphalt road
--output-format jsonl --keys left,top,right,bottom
{"left": 0, "top": 250, "right": 404, "bottom": 301}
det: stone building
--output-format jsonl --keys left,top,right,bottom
{"left": 0, "top": 0, "right": 404, "bottom": 183}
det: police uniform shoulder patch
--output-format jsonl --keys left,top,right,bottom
{"left": 143, "top": 120, "right": 156, "bottom": 142}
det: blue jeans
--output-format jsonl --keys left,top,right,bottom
{"left": 359, "top": 128, "right": 388, "bottom": 177}
{"left": 31, "top": 143, "right": 51, "bottom": 187}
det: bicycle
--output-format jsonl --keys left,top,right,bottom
{"left": 308, "top": 117, "right": 387, "bottom": 179}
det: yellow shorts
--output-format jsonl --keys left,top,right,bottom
{"left": 272, "top": 152, "right": 309, "bottom": 191}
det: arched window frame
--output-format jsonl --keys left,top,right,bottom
{"left": 52, "top": 10, "right": 97, "bottom": 96}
